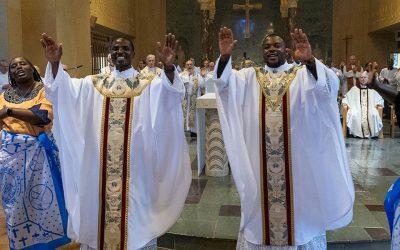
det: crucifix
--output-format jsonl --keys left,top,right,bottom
{"left": 342, "top": 35, "right": 352, "bottom": 60}
{"left": 233, "top": 0, "right": 263, "bottom": 38}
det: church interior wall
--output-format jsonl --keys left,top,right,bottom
{"left": 0, "top": 0, "right": 166, "bottom": 77}
{"left": 0, "top": 0, "right": 24, "bottom": 62}
{"left": 167, "top": 0, "right": 202, "bottom": 66}
{"left": 166, "top": 0, "right": 332, "bottom": 67}
{"left": 130, "top": 0, "right": 166, "bottom": 66}
{"left": 90, "top": 0, "right": 136, "bottom": 38}
{"left": 332, "top": 0, "right": 400, "bottom": 69}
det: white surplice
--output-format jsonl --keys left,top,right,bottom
{"left": 343, "top": 65, "right": 363, "bottom": 86}
{"left": 180, "top": 70, "right": 205, "bottom": 131}
{"left": 213, "top": 58, "right": 354, "bottom": 247}
{"left": 342, "top": 86, "right": 384, "bottom": 138}
{"left": 44, "top": 63, "right": 191, "bottom": 249}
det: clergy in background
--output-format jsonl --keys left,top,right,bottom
{"left": 180, "top": 59, "right": 204, "bottom": 135}
{"left": 40, "top": 33, "right": 191, "bottom": 250}
{"left": 343, "top": 55, "right": 363, "bottom": 91}
{"left": 140, "top": 54, "right": 162, "bottom": 79}
{"left": 213, "top": 27, "right": 354, "bottom": 249}
{"left": 342, "top": 71, "right": 384, "bottom": 138}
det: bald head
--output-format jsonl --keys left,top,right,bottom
{"left": 349, "top": 55, "right": 356, "bottom": 65}
{"left": 146, "top": 54, "right": 156, "bottom": 68}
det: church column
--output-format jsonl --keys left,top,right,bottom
{"left": 287, "top": 0, "right": 298, "bottom": 34}
{"left": 280, "top": 0, "right": 289, "bottom": 43}
{"left": 16, "top": 0, "right": 92, "bottom": 77}
{"left": 280, "top": 0, "right": 298, "bottom": 47}
{"left": 198, "top": 0, "right": 215, "bottom": 61}
{"left": 0, "top": 0, "right": 23, "bottom": 60}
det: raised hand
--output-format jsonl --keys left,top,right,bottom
{"left": 219, "top": 27, "right": 237, "bottom": 60}
{"left": 40, "top": 33, "right": 63, "bottom": 64}
{"left": 157, "top": 33, "right": 177, "bottom": 68}
{"left": 290, "top": 29, "right": 312, "bottom": 62}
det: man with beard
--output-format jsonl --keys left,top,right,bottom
{"left": 40, "top": 33, "right": 191, "bottom": 250}
{"left": 212, "top": 27, "right": 354, "bottom": 249}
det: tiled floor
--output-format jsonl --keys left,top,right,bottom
{"left": 0, "top": 126, "right": 398, "bottom": 249}
{"left": 166, "top": 127, "right": 398, "bottom": 246}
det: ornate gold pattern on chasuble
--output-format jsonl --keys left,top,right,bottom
{"left": 94, "top": 74, "right": 145, "bottom": 249}
{"left": 92, "top": 73, "right": 154, "bottom": 98}
{"left": 257, "top": 67, "right": 298, "bottom": 246}
{"left": 255, "top": 67, "right": 301, "bottom": 112}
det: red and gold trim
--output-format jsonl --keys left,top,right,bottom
{"left": 98, "top": 97, "right": 133, "bottom": 250}
{"left": 257, "top": 68, "right": 297, "bottom": 246}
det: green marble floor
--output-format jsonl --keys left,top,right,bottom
{"left": 161, "top": 124, "right": 399, "bottom": 249}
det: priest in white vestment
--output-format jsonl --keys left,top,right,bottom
{"left": 140, "top": 54, "right": 162, "bottom": 79}
{"left": 379, "top": 59, "right": 397, "bottom": 85}
{"left": 342, "top": 55, "right": 363, "bottom": 94}
{"left": 40, "top": 34, "right": 191, "bottom": 250}
{"left": 342, "top": 71, "right": 384, "bottom": 138}
{"left": 213, "top": 27, "right": 354, "bottom": 249}
{"left": 180, "top": 59, "right": 205, "bottom": 133}
{"left": 100, "top": 53, "right": 115, "bottom": 74}
{"left": 204, "top": 62, "right": 215, "bottom": 93}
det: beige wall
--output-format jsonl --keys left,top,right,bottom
{"left": 90, "top": 0, "right": 166, "bottom": 67}
{"left": 90, "top": 0, "right": 135, "bottom": 37}
{"left": 369, "top": 0, "right": 400, "bottom": 32}
{"left": 0, "top": 0, "right": 166, "bottom": 76}
{"left": 0, "top": 0, "right": 23, "bottom": 60}
{"left": 332, "top": 0, "right": 400, "bottom": 68}
{"left": 131, "top": 0, "right": 166, "bottom": 64}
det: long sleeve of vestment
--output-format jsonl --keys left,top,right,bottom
{"left": 44, "top": 62, "right": 93, "bottom": 240}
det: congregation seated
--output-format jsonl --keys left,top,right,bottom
{"left": 342, "top": 71, "right": 384, "bottom": 138}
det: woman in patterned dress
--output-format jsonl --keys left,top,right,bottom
{"left": 0, "top": 57, "right": 70, "bottom": 249}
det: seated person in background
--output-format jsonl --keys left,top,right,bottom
{"left": 342, "top": 71, "right": 384, "bottom": 138}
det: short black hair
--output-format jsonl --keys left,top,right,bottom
{"left": 8, "top": 57, "right": 42, "bottom": 87}
{"left": 109, "top": 37, "right": 135, "bottom": 52}
{"left": 261, "top": 33, "right": 286, "bottom": 48}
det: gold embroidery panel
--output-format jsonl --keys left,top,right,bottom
{"left": 256, "top": 67, "right": 298, "bottom": 246}
{"left": 92, "top": 73, "right": 153, "bottom": 98}
{"left": 99, "top": 97, "right": 132, "bottom": 250}
{"left": 255, "top": 67, "right": 300, "bottom": 112}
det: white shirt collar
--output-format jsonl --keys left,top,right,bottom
{"left": 264, "top": 61, "right": 292, "bottom": 73}
{"left": 111, "top": 67, "right": 137, "bottom": 78}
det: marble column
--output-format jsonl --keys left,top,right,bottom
{"left": 205, "top": 109, "right": 229, "bottom": 177}
{"left": 280, "top": 0, "right": 298, "bottom": 48}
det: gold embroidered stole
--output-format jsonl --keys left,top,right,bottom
{"left": 92, "top": 73, "right": 153, "bottom": 250}
{"left": 255, "top": 66, "right": 300, "bottom": 246}
{"left": 360, "top": 88, "right": 371, "bottom": 137}
{"left": 181, "top": 72, "right": 199, "bottom": 128}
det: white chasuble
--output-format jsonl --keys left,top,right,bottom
{"left": 342, "top": 86, "right": 384, "bottom": 138}
{"left": 213, "top": 58, "right": 354, "bottom": 247}
{"left": 44, "top": 64, "right": 191, "bottom": 249}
